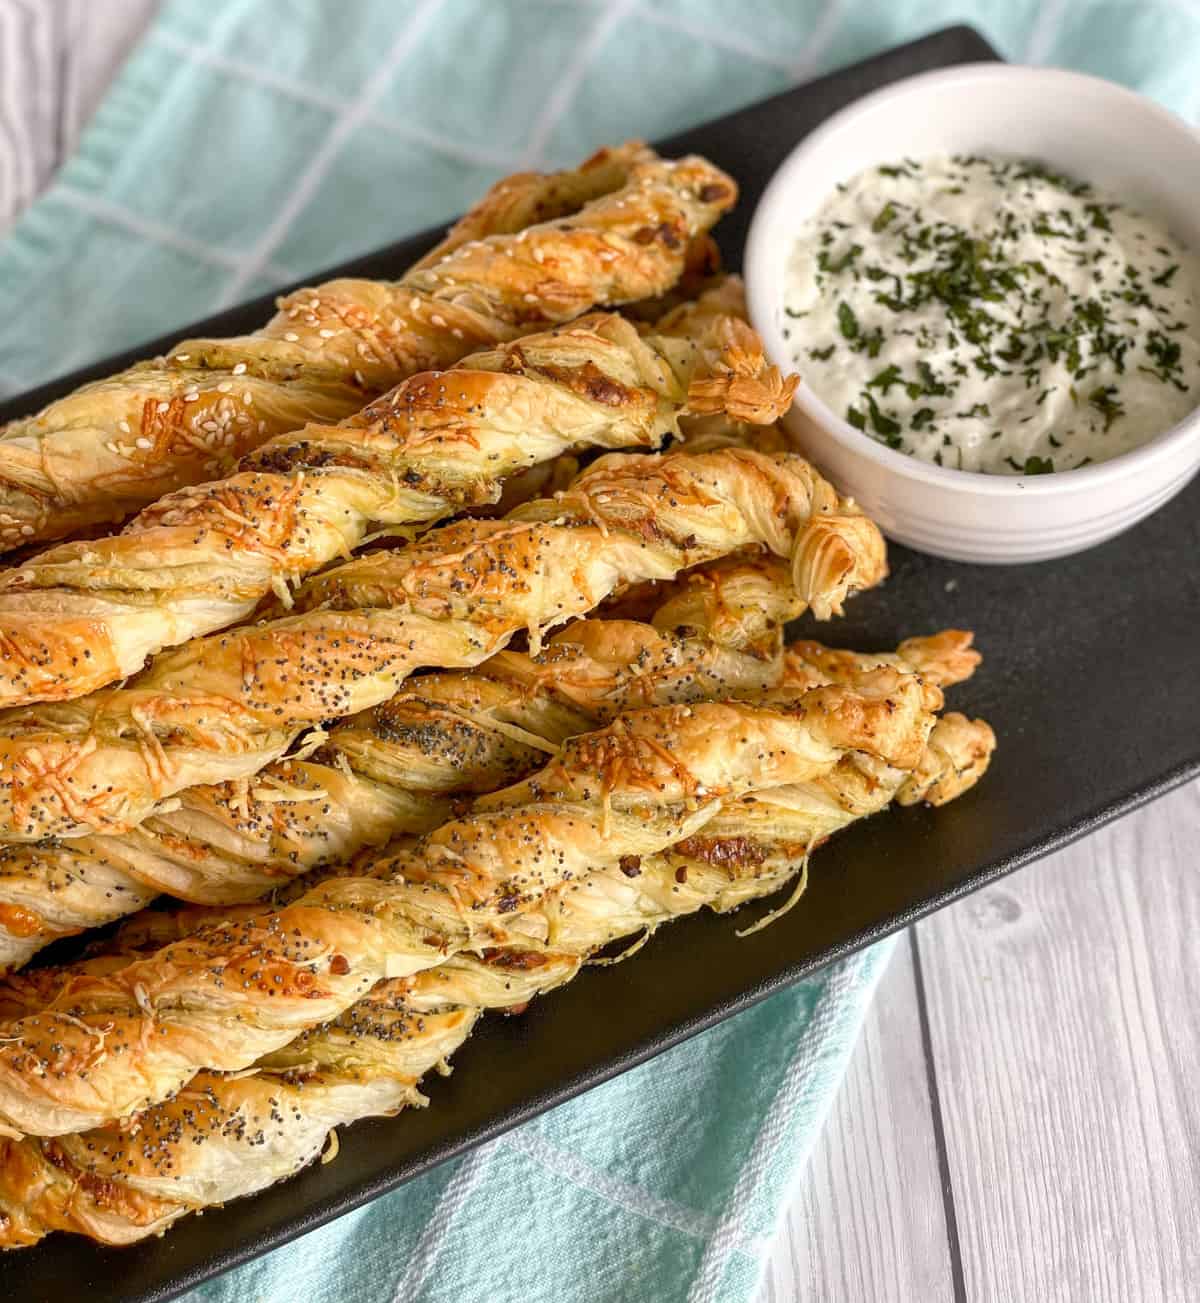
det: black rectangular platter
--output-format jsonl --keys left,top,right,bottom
{"left": 5, "top": 25, "right": 1199, "bottom": 1303}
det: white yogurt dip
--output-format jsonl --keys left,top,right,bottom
{"left": 780, "top": 155, "right": 1200, "bottom": 473}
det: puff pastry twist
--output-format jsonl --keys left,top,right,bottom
{"left": 0, "top": 446, "right": 886, "bottom": 843}
{"left": 0, "top": 699, "right": 993, "bottom": 1246}
{"left": 0, "top": 281, "right": 784, "bottom": 708}
{"left": 0, "top": 603, "right": 983, "bottom": 979}
{"left": 0, "top": 668, "right": 934, "bottom": 1137}
{"left": 0, "top": 555, "right": 802, "bottom": 970}
{"left": 0, "top": 555, "right": 974, "bottom": 974}
{"left": 0, "top": 144, "right": 733, "bottom": 550}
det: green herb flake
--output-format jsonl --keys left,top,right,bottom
{"left": 1088, "top": 384, "right": 1125, "bottom": 431}
{"left": 864, "top": 395, "right": 902, "bottom": 445}
{"left": 867, "top": 364, "right": 903, "bottom": 393}
{"left": 818, "top": 243, "right": 863, "bottom": 275}
{"left": 872, "top": 201, "right": 899, "bottom": 233}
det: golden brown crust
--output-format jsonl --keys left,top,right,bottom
{"left": 408, "top": 143, "right": 659, "bottom": 270}
{"left": 0, "top": 685, "right": 996, "bottom": 1247}
{"left": 0, "top": 604, "right": 979, "bottom": 975}
{"left": 783, "top": 629, "right": 981, "bottom": 691}
{"left": 0, "top": 143, "right": 706, "bottom": 551}
{"left": 0, "top": 675, "right": 931, "bottom": 1137}
{"left": 0, "top": 279, "right": 770, "bottom": 709}
{"left": 0, "top": 447, "right": 885, "bottom": 844}
{"left": 0, "top": 601, "right": 995, "bottom": 1240}
{"left": 0, "top": 589, "right": 785, "bottom": 971}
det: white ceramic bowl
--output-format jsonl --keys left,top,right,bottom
{"left": 744, "top": 64, "right": 1200, "bottom": 563}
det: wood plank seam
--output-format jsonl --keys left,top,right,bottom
{"left": 911, "top": 929, "right": 969, "bottom": 1303}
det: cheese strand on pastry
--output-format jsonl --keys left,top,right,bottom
{"left": 0, "top": 446, "right": 886, "bottom": 843}
{"left": 0, "top": 673, "right": 933, "bottom": 1136}
{"left": 0, "top": 143, "right": 733, "bottom": 551}
{"left": 0, "top": 281, "right": 782, "bottom": 709}
{"left": 0, "top": 706, "right": 993, "bottom": 1247}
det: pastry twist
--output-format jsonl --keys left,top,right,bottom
{"left": 0, "top": 549, "right": 972, "bottom": 974}
{"left": 0, "top": 143, "right": 733, "bottom": 550}
{"left": 0, "top": 557, "right": 803, "bottom": 970}
{"left": 0, "top": 703, "right": 993, "bottom": 1247}
{"left": 0, "top": 672, "right": 934, "bottom": 1136}
{"left": 0, "top": 603, "right": 981, "bottom": 976}
{"left": 0, "top": 446, "right": 886, "bottom": 843}
{"left": 0, "top": 282, "right": 787, "bottom": 708}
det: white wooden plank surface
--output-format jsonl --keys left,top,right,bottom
{"left": 6, "top": 6, "right": 1199, "bottom": 1301}
{"left": 760, "top": 933, "right": 956, "bottom": 1303}
{"left": 916, "top": 780, "right": 1200, "bottom": 1303}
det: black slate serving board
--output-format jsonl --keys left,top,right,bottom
{"left": 5, "top": 25, "right": 1198, "bottom": 1303}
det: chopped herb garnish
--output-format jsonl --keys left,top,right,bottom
{"left": 867, "top": 364, "right": 903, "bottom": 393}
{"left": 872, "top": 202, "right": 899, "bottom": 233}
{"left": 789, "top": 154, "right": 1198, "bottom": 475}
{"left": 864, "top": 395, "right": 902, "bottom": 445}
{"left": 817, "top": 243, "right": 863, "bottom": 275}
{"left": 1087, "top": 384, "right": 1125, "bottom": 431}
